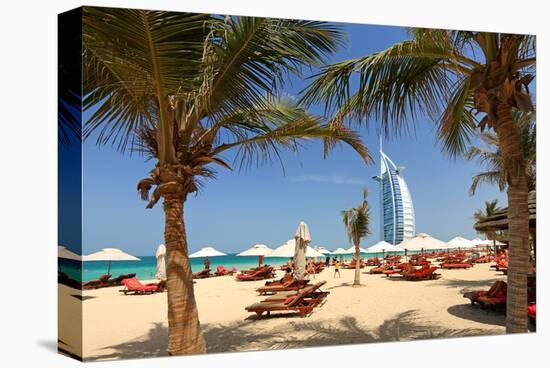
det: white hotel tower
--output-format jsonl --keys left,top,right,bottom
{"left": 373, "top": 144, "right": 415, "bottom": 245}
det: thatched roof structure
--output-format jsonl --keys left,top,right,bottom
{"left": 474, "top": 191, "right": 536, "bottom": 232}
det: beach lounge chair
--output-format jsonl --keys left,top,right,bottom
{"left": 235, "top": 266, "right": 274, "bottom": 281}
{"left": 193, "top": 269, "right": 211, "bottom": 279}
{"left": 440, "top": 262, "right": 473, "bottom": 269}
{"left": 214, "top": 266, "right": 237, "bottom": 276}
{"left": 256, "top": 279, "right": 311, "bottom": 295}
{"left": 107, "top": 273, "right": 137, "bottom": 286}
{"left": 463, "top": 281, "right": 506, "bottom": 306}
{"left": 402, "top": 266, "right": 440, "bottom": 281}
{"left": 476, "top": 282, "right": 507, "bottom": 309}
{"left": 119, "top": 278, "right": 159, "bottom": 295}
{"left": 82, "top": 274, "right": 112, "bottom": 289}
{"left": 245, "top": 283, "right": 329, "bottom": 318}
{"left": 260, "top": 282, "right": 328, "bottom": 303}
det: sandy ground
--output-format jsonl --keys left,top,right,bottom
{"left": 58, "top": 263, "right": 508, "bottom": 361}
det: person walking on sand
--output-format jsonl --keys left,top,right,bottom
{"left": 334, "top": 260, "right": 341, "bottom": 278}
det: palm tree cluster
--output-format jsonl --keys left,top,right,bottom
{"left": 82, "top": 9, "right": 370, "bottom": 355}
{"left": 82, "top": 8, "right": 536, "bottom": 354}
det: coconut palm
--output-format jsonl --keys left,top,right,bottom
{"left": 83, "top": 9, "right": 370, "bottom": 354}
{"left": 302, "top": 29, "right": 535, "bottom": 333}
{"left": 341, "top": 188, "right": 371, "bottom": 286}
{"left": 474, "top": 199, "right": 505, "bottom": 255}
{"left": 467, "top": 110, "right": 536, "bottom": 194}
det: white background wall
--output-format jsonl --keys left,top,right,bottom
{"left": 0, "top": 0, "right": 547, "bottom": 367}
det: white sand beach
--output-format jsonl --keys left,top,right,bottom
{"left": 59, "top": 264, "right": 507, "bottom": 361}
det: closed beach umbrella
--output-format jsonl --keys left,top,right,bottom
{"left": 58, "top": 245, "right": 82, "bottom": 261}
{"left": 398, "top": 233, "right": 446, "bottom": 252}
{"left": 294, "top": 221, "right": 311, "bottom": 280}
{"left": 237, "top": 244, "right": 273, "bottom": 266}
{"left": 83, "top": 248, "right": 141, "bottom": 274}
{"left": 155, "top": 244, "right": 166, "bottom": 281}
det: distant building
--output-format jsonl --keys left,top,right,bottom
{"left": 373, "top": 149, "right": 415, "bottom": 245}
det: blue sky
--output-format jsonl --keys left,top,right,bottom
{"left": 76, "top": 22, "right": 507, "bottom": 256}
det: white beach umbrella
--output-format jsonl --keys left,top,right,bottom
{"left": 266, "top": 239, "right": 324, "bottom": 258}
{"left": 58, "top": 245, "right": 82, "bottom": 261}
{"left": 331, "top": 247, "right": 350, "bottom": 255}
{"left": 446, "top": 236, "right": 475, "bottom": 249}
{"left": 366, "top": 241, "right": 402, "bottom": 253}
{"left": 155, "top": 244, "right": 166, "bottom": 281}
{"left": 344, "top": 245, "right": 369, "bottom": 254}
{"left": 479, "top": 239, "right": 505, "bottom": 246}
{"left": 398, "top": 233, "right": 447, "bottom": 251}
{"left": 188, "top": 247, "right": 227, "bottom": 258}
{"left": 471, "top": 238, "right": 484, "bottom": 246}
{"left": 237, "top": 244, "right": 273, "bottom": 265}
{"left": 314, "top": 246, "right": 332, "bottom": 255}
{"left": 83, "top": 247, "right": 141, "bottom": 274}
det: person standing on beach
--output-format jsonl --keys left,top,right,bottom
{"left": 334, "top": 260, "right": 341, "bottom": 278}
{"left": 204, "top": 256, "right": 211, "bottom": 271}
{"left": 325, "top": 255, "right": 331, "bottom": 267}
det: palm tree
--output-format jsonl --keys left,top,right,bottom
{"left": 467, "top": 110, "right": 536, "bottom": 194}
{"left": 302, "top": 30, "right": 535, "bottom": 333}
{"left": 341, "top": 188, "right": 371, "bottom": 286}
{"left": 474, "top": 199, "right": 501, "bottom": 238}
{"left": 83, "top": 9, "right": 371, "bottom": 355}
{"left": 474, "top": 199, "right": 505, "bottom": 256}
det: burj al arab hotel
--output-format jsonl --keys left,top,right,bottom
{"left": 373, "top": 146, "right": 415, "bottom": 245}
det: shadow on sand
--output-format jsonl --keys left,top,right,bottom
{"left": 447, "top": 304, "right": 506, "bottom": 327}
{"left": 85, "top": 310, "right": 501, "bottom": 360}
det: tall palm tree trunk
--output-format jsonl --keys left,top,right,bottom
{"left": 495, "top": 103, "right": 531, "bottom": 333}
{"left": 353, "top": 244, "right": 361, "bottom": 286}
{"left": 163, "top": 191, "right": 207, "bottom": 354}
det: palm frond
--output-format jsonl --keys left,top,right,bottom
{"left": 212, "top": 99, "right": 371, "bottom": 170}
{"left": 184, "top": 17, "right": 345, "bottom": 135}
{"left": 438, "top": 77, "right": 477, "bottom": 157}
{"left": 82, "top": 8, "right": 211, "bottom": 154}
{"left": 301, "top": 31, "right": 467, "bottom": 135}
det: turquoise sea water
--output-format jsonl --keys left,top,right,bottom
{"left": 59, "top": 252, "right": 407, "bottom": 282}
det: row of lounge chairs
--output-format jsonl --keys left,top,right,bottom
{"left": 371, "top": 262, "right": 440, "bottom": 281}
{"left": 245, "top": 281, "right": 329, "bottom": 318}
{"left": 235, "top": 266, "right": 275, "bottom": 281}
{"left": 192, "top": 266, "right": 238, "bottom": 279}
{"left": 82, "top": 273, "right": 137, "bottom": 289}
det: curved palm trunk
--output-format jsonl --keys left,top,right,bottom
{"left": 495, "top": 104, "right": 531, "bottom": 333}
{"left": 163, "top": 191, "right": 207, "bottom": 354}
{"left": 353, "top": 244, "right": 361, "bottom": 286}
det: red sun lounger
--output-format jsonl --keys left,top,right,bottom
{"left": 120, "top": 278, "right": 159, "bottom": 295}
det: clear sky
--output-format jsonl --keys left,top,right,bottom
{"left": 78, "top": 22, "right": 507, "bottom": 256}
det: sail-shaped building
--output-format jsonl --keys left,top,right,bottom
{"left": 373, "top": 148, "right": 415, "bottom": 245}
